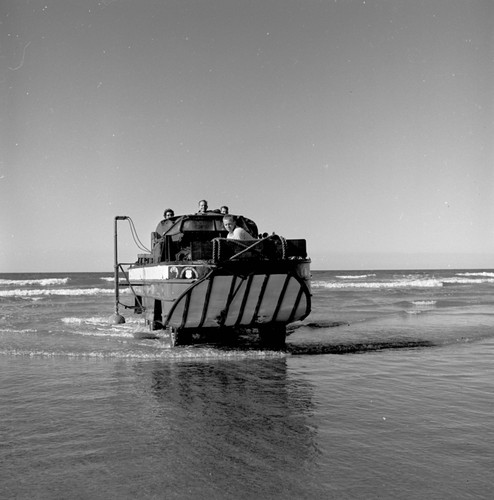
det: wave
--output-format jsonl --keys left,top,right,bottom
{"left": 0, "top": 278, "right": 70, "bottom": 287}
{"left": 72, "top": 329, "right": 136, "bottom": 338}
{"left": 412, "top": 300, "right": 437, "bottom": 306}
{"left": 312, "top": 278, "right": 443, "bottom": 289}
{"left": 456, "top": 272, "right": 494, "bottom": 278}
{"left": 0, "top": 347, "right": 286, "bottom": 360}
{"left": 0, "top": 328, "right": 38, "bottom": 334}
{"left": 100, "top": 277, "right": 115, "bottom": 282}
{"left": 443, "top": 277, "right": 494, "bottom": 285}
{"left": 0, "top": 288, "right": 119, "bottom": 297}
{"left": 313, "top": 276, "right": 494, "bottom": 289}
{"left": 335, "top": 274, "right": 376, "bottom": 279}
{"left": 61, "top": 315, "right": 142, "bottom": 326}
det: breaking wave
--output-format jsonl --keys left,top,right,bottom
{"left": 412, "top": 300, "right": 437, "bottom": 306}
{"left": 312, "top": 278, "right": 443, "bottom": 289}
{"left": 443, "top": 277, "right": 494, "bottom": 285}
{"left": 0, "top": 278, "right": 70, "bottom": 287}
{"left": 335, "top": 274, "right": 376, "bottom": 279}
{"left": 62, "top": 316, "right": 137, "bottom": 326}
{"left": 456, "top": 272, "right": 494, "bottom": 278}
{"left": 0, "top": 288, "right": 119, "bottom": 298}
{"left": 313, "top": 276, "right": 494, "bottom": 289}
{"left": 0, "top": 346, "right": 286, "bottom": 360}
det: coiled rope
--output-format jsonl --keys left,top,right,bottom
{"left": 277, "top": 235, "right": 287, "bottom": 260}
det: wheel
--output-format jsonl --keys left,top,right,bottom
{"left": 217, "top": 327, "right": 239, "bottom": 346}
{"left": 173, "top": 329, "right": 193, "bottom": 346}
{"left": 258, "top": 324, "right": 287, "bottom": 350}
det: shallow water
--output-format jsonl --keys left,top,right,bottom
{"left": 1, "top": 270, "right": 493, "bottom": 498}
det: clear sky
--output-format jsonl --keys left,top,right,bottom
{"left": 1, "top": 0, "right": 493, "bottom": 272}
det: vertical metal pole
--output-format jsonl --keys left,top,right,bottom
{"left": 114, "top": 216, "right": 119, "bottom": 315}
{"left": 111, "top": 216, "right": 126, "bottom": 324}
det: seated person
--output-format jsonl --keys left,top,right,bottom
{"left": 222, "top": 215, "right": 254, "bottom": 240}
{"left": 155, "top": 208, "right": 175, "bottom": 236}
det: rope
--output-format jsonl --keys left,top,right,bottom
{"left": 212, "top": 238, "right": 220, "bottom": 262}
{"left": 278, "top": 235, "right": 287, "bottom": 259}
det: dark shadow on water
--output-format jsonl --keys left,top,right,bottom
{"left": 187, "top": 335, "right": 435, "bottom": 356}
{"left": 288, "top": 320, "right": 350, "bottom": 330}
{"left": 287, "top": 318, "right": 436, "bottom": 355}
{"left": 286, "top": 339, "right": 435, "bottom": 355}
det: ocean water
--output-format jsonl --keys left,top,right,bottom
{"left": 1, "top": 270, "right": 493, "bottom": 499}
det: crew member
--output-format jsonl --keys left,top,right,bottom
{"left": 197, "top": 200, "right": 208, "bottom": 213}
{"left": 222, "top": 215, "right": 253, "bottom": 240}
{"left": 156, "top": 208, "right": 175, "bottom": 236}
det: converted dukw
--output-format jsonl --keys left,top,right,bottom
{"left": 112, "top": 212, "right": 311, "bottom": 347}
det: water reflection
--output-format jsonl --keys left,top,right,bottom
{"left": 132, "top": 359, "right": 322, "bottom": 496}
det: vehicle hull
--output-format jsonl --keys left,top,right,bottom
{"left": 128, "top": 260, "right": 311, "bottom": 345}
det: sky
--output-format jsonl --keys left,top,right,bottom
{"left": 1, "top": 0, "right": 493, "bottom": 272}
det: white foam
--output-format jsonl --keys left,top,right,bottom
{"left": 62, "top": 315, "right": 142, "bottom": 326}
{"left": 456, "top": 272, "right": 494, "bottom": 278}
{"left": 0, "top": 347, "right": 286, "bottom": 360}
{"left": 62, "top": 316, "right": 113, "bottom": 325}
{"left": 443, "top": 277, "right": 494, "bottom": 285}
{"left": 312, "top": 278, "right": 443, "bottom": 289}
{"left": 412, "top": 300, "right": 437, "bottom": 306}
{"left": 72, "top": 329, "right": 135, "bottom": 338}
{"left": 0, "top": 288, "right": 122, "bottom": 297}
{"left": 0, "top": 328, "right": 38, "bottom": 334}
{"left": 335, "top": 274, "right": 376, "bottom": 279}
{"left": 0, "top": 278, "right": 70, "bottom": 287}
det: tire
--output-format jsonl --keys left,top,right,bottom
{"left": 174, "top": 329, "right": 193, "bottom": 346}
{"left": 258, "top": 324, "right": 287, "bottom": 350}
